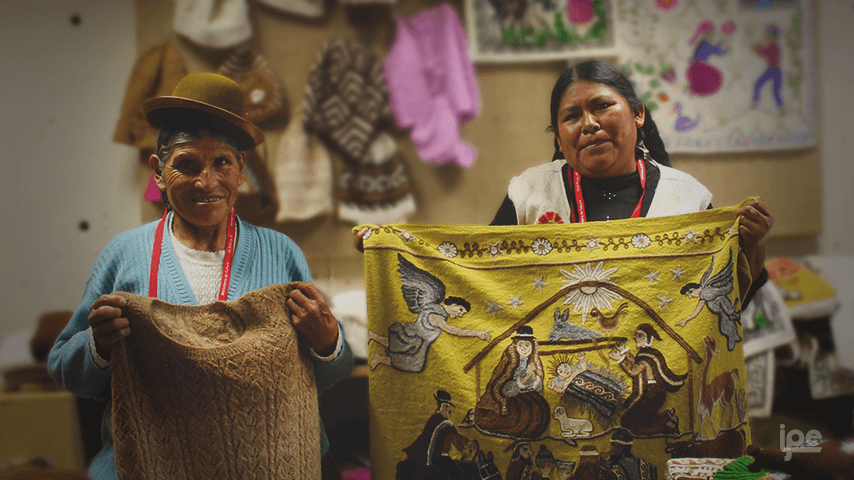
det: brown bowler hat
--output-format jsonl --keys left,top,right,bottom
{"left": 143, "top": 72, "right": 264, "bottom": 150}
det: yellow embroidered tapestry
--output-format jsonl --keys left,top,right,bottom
{"left": 360, "top": 200, "right": 754, "bottom": 480}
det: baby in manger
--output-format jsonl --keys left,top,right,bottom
{"left": 547, "top": 352, "right": 626, "bottom": 419}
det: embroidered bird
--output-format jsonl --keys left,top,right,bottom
{"left": 673, "top": 102, "right": 701, "bottom": 132}
{"left": 591, "top": 302, "right": 629, "bottom": 336}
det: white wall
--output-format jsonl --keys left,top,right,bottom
{"left": 0, "top": 0, "right": 140, "bottom": 346}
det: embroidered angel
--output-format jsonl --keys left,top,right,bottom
{"left": 676, "top": 249, "right": 742, "bottom": 351}
{"left": 368, "top": 254, "right": 492, "bottom": 372}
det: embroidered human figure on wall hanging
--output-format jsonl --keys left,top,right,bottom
{"left": 475, "top": 326, "right": 551, "bottom": 439}
{"left": 599, "top": 429, "right": 657, "bottom": 480}
{"left": 609, "top": 323, "right": 686, "bottom": 436}
{"left": 686, "top": 20, "right": 728, "bottom": 97}
{"left": 752, "top": 23, "right": 784, "bottom": 109}
{"left": 504, "top": 441, "right": 554, "bottom": 480}
{"left": 548, "top": 352, "right": 626, "bottom": 421}
{"left": 676, "top": 248, "right": 742, "bottom": 351}
{"left": 367, "top": 253, "right": 492, "bottom": 372}
{"left": 396, "top": 389, "right": 506, "bottom": 479}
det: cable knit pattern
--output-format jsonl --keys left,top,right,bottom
{"left": 112, "top": 284, "right": 320, "bottom": 480}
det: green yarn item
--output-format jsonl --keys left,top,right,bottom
{"left": 712, "top": 456, "right": 770, "bottom": 479}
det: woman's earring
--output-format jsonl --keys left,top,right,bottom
{"left": 637, "top": 140, "right": 651, "bottom": 162}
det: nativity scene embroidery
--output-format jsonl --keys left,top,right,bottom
{"left": 362, "top": 203, "right": 752, "bottom": 479}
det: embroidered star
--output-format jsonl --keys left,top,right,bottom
{"left": 683, "top": 229, "right": 699, "bottom": 243}
{"left": 486, "top": 241, "right": 505, "bottom": 260}
{"left": 532, "top": 276, "right": 549, "bottom": 293}
{"left": 658, "top": 293, "right": 673, "bottom": 310}
{"left": 486, "top": 299, "right": 504, "bottom": 314}
{"left": 670, "top": 265, "right": 685, "bottom": 281}
{"left": 645, "top": 270, "right": 660, "bottom": 283}
{"left": 398, "top": 230, "right": 415, "bottom": 244}
{"left": 583, "top": 236, "right": 601, "bottom": 252}
{"left": 507, "top": 295, "right": 523, "bottom": 310}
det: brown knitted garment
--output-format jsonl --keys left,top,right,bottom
{"left": 111, "top": 284, "right": 320, "bottom": 480}
{"left": 112, "top": 41, "right": 186, "bottom": 152}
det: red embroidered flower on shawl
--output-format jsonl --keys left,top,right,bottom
{"left": 538, "top": 212, "right": 564, "bottom": 224}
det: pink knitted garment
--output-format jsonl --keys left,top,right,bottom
{"left": 384, "top": 2, "right": 480, "bottom": 168}
{"left": 111, "top": 284, "right": 321, "bottom": 479}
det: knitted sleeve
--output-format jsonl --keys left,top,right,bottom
{"left": 48, "top": 227, "right": 153, "bottom": 400}
{"left": 248, "top": 225, "right": 354, "bottom": 391}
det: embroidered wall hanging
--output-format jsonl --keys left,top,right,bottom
{"left": 361, "top": 200, "right": 754, "bottom": 480}
{"left": 464, "top": 0, "right": 616, "bottom": 62}
{"left": 615, "top": 0, "right": 816, "bottom": 153}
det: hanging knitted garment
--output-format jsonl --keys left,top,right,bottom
{"left": 274, "top": 111, "right": 333, "bottom": 223}
{"left": 234, "top": 147, "right": 279, "bottom": 223}
{"left": 172, "top": 0, "right": 252, "bottom": 50}
{"left": 215, "top": 43, "right": 289, "bottom": 126}
{"left": 112, "top": 41, "right": 187, "bottom": 151}
{"left": 384, "top": 2, "right": 480, "bottom": 168}
{"left": 304, "top": 39, "right": 416, "bottom": 225}
{"left": 111, "top": 284, "right": 321, "bottom": 480}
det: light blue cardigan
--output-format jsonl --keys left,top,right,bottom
{"left": 48, "top": 214, "right": 353, "bottom": 479}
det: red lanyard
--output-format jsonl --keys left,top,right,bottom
{"left": 149, "top": 209, "right": 237, "bottom": 300}
{"left": 570, "top": 158, "right": 646, "bottom": 223}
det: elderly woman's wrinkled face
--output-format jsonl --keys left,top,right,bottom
{"left": 554, "top": 80, "right": 645, "bottom": 179}
{"left": 155, "top": 136, "right": 244, "bottom": 230}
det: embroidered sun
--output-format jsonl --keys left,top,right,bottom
{"left": 438, "top": 241, "right": 458, "bottom": 258}
{"left": 560, "top": 262, "right": 622, "bottom": 324}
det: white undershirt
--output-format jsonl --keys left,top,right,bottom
{"left": 169, "top": 217, "right": 227, "bottom": 305}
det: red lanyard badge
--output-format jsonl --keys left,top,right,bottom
{"left": 569, "top": 158, "right": 646, "bottom": 223}
{"left": 149, "top": 209, "right": 237, "bottom": 300}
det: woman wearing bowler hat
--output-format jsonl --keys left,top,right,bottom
{"left": 48, "top": 73, "right": 353, "bottom": 480}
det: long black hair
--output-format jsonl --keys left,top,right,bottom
{"left": 547, "top": 60, "right": 670, "bottom": 166}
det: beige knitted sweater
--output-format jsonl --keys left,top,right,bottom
{"left": 112, "top": 284, "right": 320, "bottom": 479}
